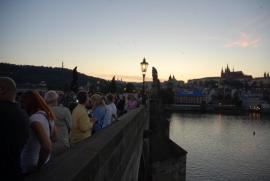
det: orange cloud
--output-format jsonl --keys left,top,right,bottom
{"left": 225, "top": 32, "right": 260, "bottom": 48}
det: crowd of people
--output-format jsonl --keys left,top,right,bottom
{"left": 1, "top": 77, "right": 141, "bottom": 180}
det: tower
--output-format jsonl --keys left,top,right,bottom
{"left": 221, "top": 67, "right": 224, "bottom": 77}
{"left": 226, "top": 64, "right": 230, "bottom": 73}
{"left": 169, "top": 74, "right": 172, "bottom": 81}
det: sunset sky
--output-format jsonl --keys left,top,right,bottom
{"left": 0, "top": 0, "right": 270, "bottom": 82}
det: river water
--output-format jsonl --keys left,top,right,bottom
{"left": 169, "top": 113, "right": 270, "bottom": 181}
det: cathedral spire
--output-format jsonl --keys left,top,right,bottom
{"left": 226, "top": 64, "right": 230, "bottom": 73}
{"left": 169, "top": 74, "right": 172, "bottom": 81}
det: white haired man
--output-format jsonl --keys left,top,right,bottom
{"left": 45, "top": 90, "right": 72, "bottom": 155}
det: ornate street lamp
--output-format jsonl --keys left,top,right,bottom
{"left": 140, "top": 57, "right": 149, "bottom": 105}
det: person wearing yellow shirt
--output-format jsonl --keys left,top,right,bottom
{"left": 71, "top": 91, "right": 95, "bottom": 144}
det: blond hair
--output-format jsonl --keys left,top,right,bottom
{"left": 90, "top": 94, "right": 105, "bottom": 109}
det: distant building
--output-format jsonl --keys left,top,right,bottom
{"left": 187, "top": 77, "right": 220, "bottom": 88}
{"left": 221, "top": 65, "right": 252, "bottom": 82}
{"left": 132, "top": 81, "right": 152, "bottom": 91}
{"left": 252, "top": 74, "right": 270, "bottom": 86}
{"left": 175, "top": 91, "right": 207, "bottom": 105}
{"left": 251, "top": 73, "right": 270, "bottom": 98}
{"left": 162, "top": 75, "right": 184, "bottom": 90}
{"left": 241, "top": 94, "right": 263, "bottom": 110}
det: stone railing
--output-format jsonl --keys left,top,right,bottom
{"left": 24, "top": 106, "right": 148, "bottom": 181}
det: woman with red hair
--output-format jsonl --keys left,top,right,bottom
{"left": 20, "top": 90, "right": 57, "bottom": 174}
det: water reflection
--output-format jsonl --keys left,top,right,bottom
{"left": 249, "top": 112, "right": 261, "bottom": 121}
{"left": 169, "top": 113, "right": 270, "bottom": 181}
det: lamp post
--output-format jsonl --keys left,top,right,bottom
{"left": 140, "top": 57, "right": 149, "bottom": 105}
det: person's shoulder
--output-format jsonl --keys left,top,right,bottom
{"left": 6, "top": 102, "right": 28, "bottom": 118}
{"left": 62, "top": 106, "right": 72, "bottom": 116}
{"left": 12, "top": 104, "right": 29, "bottom": 125}
{"left": 0, "top": 101, "right": 18, "bottom": 111}
{"left": 56, "top": 105, "right": 71, "bottom": 113}
{"left": 106, "top": 103, "right": 113, "bottom": 109}
{"left": 72, "top": 104, "right": 80, "bottom": 112}
{"left": 96, "top": 106, "right": 104, "bottom": 111}
{"left": 94, "top": 106, "right": 105, "bottom": 114}
{"left": 62, "top": 105, "right": 70, "bottom": 112}
{"left": 19, "top": 109, "right": 29, "bottom": 120}
{"left": 73, "top": 104, "right": 88, "bottom": 116}
{"left": 30, "top": 111, "right": 47, "bottom": 123}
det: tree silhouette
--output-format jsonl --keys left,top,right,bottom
{"left": 0, "top": 63, "right": 106, "bottom": 90}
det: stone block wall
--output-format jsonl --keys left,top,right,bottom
{"left": 24, "top": 106, "right": 148, "bottom": 181}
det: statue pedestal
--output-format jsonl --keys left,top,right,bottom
{"left": 148, "top": 98, "right": 187, "bottom": 181}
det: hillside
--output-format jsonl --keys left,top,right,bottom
{"left": 0, "top": 63, "right": 107, "bottom": 90}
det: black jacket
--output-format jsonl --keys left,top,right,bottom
{"left": 0, "top": 101, "right": 29, "bottom": 180}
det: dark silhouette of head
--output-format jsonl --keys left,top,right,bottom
{"left": 77, "top": 91, "right": 88, "bottom": 104}
{"left": 0, "top": 77, "right": 17, "bottom": 102}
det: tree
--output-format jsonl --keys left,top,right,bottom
{"left": 64, "top": 83, "right": 70, "bottom": 93}
{"left": 0, "top": 63, "right": 106, "bottom": 91}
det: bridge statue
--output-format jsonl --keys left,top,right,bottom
{"left": 151, "top": 67, "right": 160, "bottom": 97}
{"left": 70, "top": 66, "right": 78, "bottom": 93}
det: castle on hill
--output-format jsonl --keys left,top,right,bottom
{"left": 221, "top": 64, "right": 252, "bottom": 81}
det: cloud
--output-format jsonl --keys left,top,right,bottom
{"left": 224, "top": 32, "right": 260, "bottom": 48}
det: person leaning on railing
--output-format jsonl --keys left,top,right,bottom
{"left": 20, "top": 90, "right": 57, "bottom": 174}
{"left": 70, "top": 91, "right": 95, "bottom": 144}
{"left": 90, "top": 94, "right": 111, "bottom": 134}
{"left": 105, "top": 93, "right": 118, "bottom": 123}
{"left": 44, "top": 90, "right": 72, "bottom": 156}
